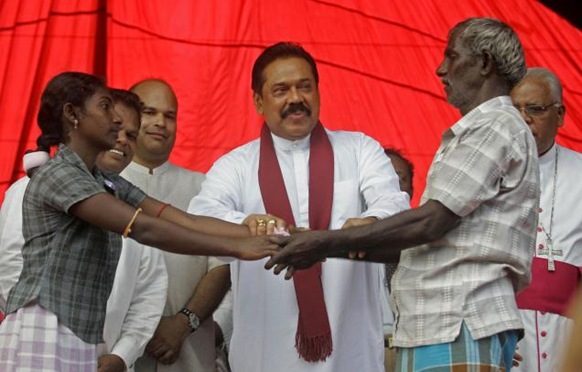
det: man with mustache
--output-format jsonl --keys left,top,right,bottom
{"left": 267, "top": 18, "right": 540, "bottom": 371}
{"left": 122, "top": 79, "right": 227, "bottom": 372}
{"left": 190, "top": 42, "right": 409, "bottom": 372}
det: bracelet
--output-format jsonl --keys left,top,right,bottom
{"left": 123, "top": 208, "right": 142, "bottom": 238}
{"left": 155, "top": 203, "right": 171, "bottom": 218}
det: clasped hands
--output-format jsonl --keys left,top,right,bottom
{"left": 244, "top": 214, "right": 376, "bottom": 279}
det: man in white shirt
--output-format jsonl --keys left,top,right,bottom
{"left": 0, "top": 89, "right": 168, "bottom": 372}
{"left": 125, "top": 79, "right": 228, "bottom": 372}
{"left": 190, "top": 42, "right": 409, "bottom": 372}
{"left": 268, "top": 18, "right": 540, "bottom": 371}
{"left": 511, "top": 67, "right": 582, "bottom": 372}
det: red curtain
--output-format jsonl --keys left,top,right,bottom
{"left": 1, "top": 0, "right": 581, "bottom": 206}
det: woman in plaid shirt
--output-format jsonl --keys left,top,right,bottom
{"left": 0, "top": 71, "right": 280, "bottom": 371}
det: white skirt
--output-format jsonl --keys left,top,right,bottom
{"left": 0, "top": 304, "right": 98, "bottom": 371}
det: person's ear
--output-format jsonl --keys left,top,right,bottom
{"left": 557, "top": 104, "right": 566, "bottom": 128}
{"left": 480, "top": 51, "right": 494, "bottom": 76}
{"left": 63, "top": 103, "right": 80, "bottom": 125}
{"left": 253, "top": 92, "right": 264, "bottom": 115}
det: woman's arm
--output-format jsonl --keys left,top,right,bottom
{"left": 139, "top": 197, "right": 287, "bottom": 238}
{"left": 68, "top": 193, "right": 278, "bottom": 260}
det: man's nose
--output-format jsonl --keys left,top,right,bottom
{"left": 436, "top": 61, "right": 446, "bottom": 77}
{"left": 152, "top": 112, "right": 167, "bottom": 127}
{"left": 117, "top": 130, "right": 128, "bottom": 144}
{"left": 288, "top": 87, "right": 302, "bottom": 103}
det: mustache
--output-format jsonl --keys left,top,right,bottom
{"left": 281, "top": 102, "right": 311, "bottom": 119}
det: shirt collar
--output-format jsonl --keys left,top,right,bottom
{"left": 450, "top": 96, "right": 513, "bottom": 136}
{"left": 271, "top": 132, "right": 311, "bottom": 151}
{"left": 56, "top": 144, "right": 93, "bottom": 176}
{"left": 539, "top": 142, "right": 557, "bottom": 167}
{"left": 127, "top": 160, "right": 171, "bottom": 175}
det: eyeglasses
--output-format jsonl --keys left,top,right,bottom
{"left": 514, "top": 103, "right": 561, "bottom": 117}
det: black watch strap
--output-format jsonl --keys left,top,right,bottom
{"left": 179, "top": 308, "right": 200, "bottom": 332}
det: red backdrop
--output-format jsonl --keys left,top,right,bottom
{"left": 1, "top": 0, "right": 581, "bottom": 206}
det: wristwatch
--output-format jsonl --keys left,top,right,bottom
{"left": 179, "top": 308, "right": 200, "bottom": 332}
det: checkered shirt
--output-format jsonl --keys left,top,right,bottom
{"left": 6, "top": 145, "right": 146, "bottom": 343}
{"left": 391, "top": 96, "right": 540, "bottom": 347}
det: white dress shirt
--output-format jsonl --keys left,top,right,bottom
{"left": 190, "top": 128, "right": 409, "bottom": 372}
{"left": 0, "top": 177, "right": 29, "bottom": 311}
{"left": 121, "top": 161, "right": 223, "bottom": 372}
{"left": 103, "top": 239, "right": 168, "bottom": 371}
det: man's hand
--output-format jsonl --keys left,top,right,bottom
{"left": 341, "top": 217, "right": 378, "bottom": 259}
{"left": 242, "top": 214, "right": 287, "bottom": 236}
{"left": 265, "top": 230, "right": 333, "bottom": 279}
{"left": 512, "top": 348, "right": 523, "bottom": 367}
{"left": 97, "top": 354, "right": 126, "bottom": 372}
{"left": 145, "top": 314, "right": 190, "bottom": 365}
{"left": 232, "top": 235, "right": 281, "bottom": 260}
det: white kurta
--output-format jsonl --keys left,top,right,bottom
{"left": 103, "top": 239, "right": 168, "bottom": 371}
{"left": 515, "top": 144, "right": 582, "bottom": 372}
{"left": 0, "top": 176, "right": 168, "bottom": 371}
{"left": 121, "top": 161, "right": 221, "bottom": 372}
{"left": 190, "top": 129, "right": 410, "bottom": 372}
{"left": 0, "top": 177, "right": 28, "bottom": 311}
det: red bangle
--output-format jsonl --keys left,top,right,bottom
{"left": 156, "top": 203, "right": 171, "bottom": 218}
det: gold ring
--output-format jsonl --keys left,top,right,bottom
{"left": 257, "top": 218, "right": 266, "bottom": 227}
{"left": 267, "top": 219, "right": 276, "bottom": 225}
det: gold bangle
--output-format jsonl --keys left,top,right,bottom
{"left": 123, "top": 208, "right": 142, "bottom": 238}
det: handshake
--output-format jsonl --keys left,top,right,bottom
{"left": 240, "top": 214, "right": 382, "bottom": 279}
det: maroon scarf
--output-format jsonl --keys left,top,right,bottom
{"left": 258, "top": 122, "right": 334, "bottom": 362}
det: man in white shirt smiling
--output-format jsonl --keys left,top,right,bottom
{"left": 189, "top": 42, "right": 409, "bottom": 372}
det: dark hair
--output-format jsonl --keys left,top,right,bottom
{"left": 251, "top": 42, "right": 319, "bottom": 96}
{"left": 384, "top": 148, "right": 415, "bottom": 195}
{"left": 110, "top": 88, "right": 143, "bottom": 126}
{"left": 35, "top": 71, "right": 105, "bottom": 151}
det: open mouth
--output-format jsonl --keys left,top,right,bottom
{"left": 109, "top": 149, "right": 125, "bottom": 157}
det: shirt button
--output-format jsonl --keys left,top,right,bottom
{"left": 541, "top": 331, "right": 547, "bottom": 337}
{"left": 537, "top": 227, "right": 543, "bottom": 232}
{"left": 542, "top": 353, "right": 548, "bottom": 359}
{"left": 540, "top": 311, "right": 546, "bottom": 315}
{"left": 537, "top": 207, "right": 543, "bottom": 213}
{"left": 538, "top": 244, "right": 544, "bottom": 249}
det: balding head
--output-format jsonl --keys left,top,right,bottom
{"left": 129, "top": 79, "right": 179, "bottom": 169}
{"left": 511, "top": 67, "right": 566, "bottom": 156}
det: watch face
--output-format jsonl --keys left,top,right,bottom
{"left": 189, "top": 314, "right": 200, "bottom": 330}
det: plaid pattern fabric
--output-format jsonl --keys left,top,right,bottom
{"left": 6, "top": 145, "right": 146, "bottom": 343}
{"left": 0, "top": 304, "right": 98, "bottom": 371}
{"left": 392, "top": 97, "right": 540, "bottom": 347}
{"left": 396, "top": 322, "right": 518, "bottom": 371}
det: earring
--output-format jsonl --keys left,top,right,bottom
{"left": 73, "top": 119, "right": 79, "bottom": 130}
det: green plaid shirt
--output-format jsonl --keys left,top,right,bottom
{"left": 6, "top": 145, "right": 146, "bottom": 343}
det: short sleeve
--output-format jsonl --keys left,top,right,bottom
{"left": 104, "top": 172, "right": 147, "bottom": 208}
{"left": 426, "top": 118, "right": 517, "bottom": 217}
{"left": 33, "top": 163, "right": 107, "bottom": 213}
